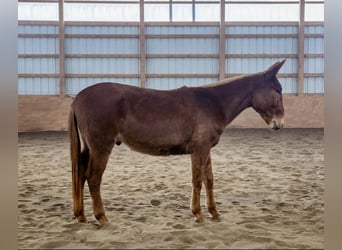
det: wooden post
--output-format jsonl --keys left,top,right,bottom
{"left": 140, "top": 0, "right": 146, "bottom": 88}
{"left": 297, "top": 0, "right": 305, "bottom": 95}
{"left": 219, "top": 0, "right": 226, "bottom": 80}
{"left": 58, "top": 0, "right": 65, "bottom": 96}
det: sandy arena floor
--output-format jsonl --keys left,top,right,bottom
{"left": 18, "top": 128, "right": 324, "bottom": 249}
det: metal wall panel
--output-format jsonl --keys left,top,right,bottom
{"left": 18, "top": 78, "right": 59, "bottom": 95}
{"left": 65, "top": 38, "right": 139, "bottom": 54}
{"left": 304, "top": 24, "right": 324, "bottom": 93}
{"left": 226, "top": 57, "right": 297, "bottom": 74}
{"left": 18, "top": 24, "right": 59, "bottom": 34}
{"left": 227, "top": 25, "right": 298, "bottom": 35}
{"left": 18, "top": 23, "right": 324, "bottom": 95}
{"left": 146, "top": 38, "right": 219, "bottom": 54}
{"left": 145, "top": 25, "right": 220, "bottom": 90}
{"left": 304, "top": 37, "right": 324, "bottom": 54}
{"left": 304, "top": 77, "right": 324, "bottom": 93}
{"left": 18, "top": 24, "right": 60, "bottom": 95}
{"left": 146, "top": 25, "right": 219, "bottom": 35}
{"left": 65, "top": 58, "right": 139, "bottom": 74}
{"left": 65, "top": 25, "right": 139, "bottom": 35}
{"left": 304, "top": 57, "right": 324, "bottom": 74}
{"left": 64, "top": 24, "right": 140, "bottom": 94}
{"left": 19, "top": 58, "right": 59, "bottom": 74}
{"left": 304, "top": 25, "right": 324, "bottom": 34}
{"left": 18, "top": 37, "right": 59, "bottom": 54}
{"left": 147, "top": 58, "right": 218, "bottom": 74}
{"left": 226, "top": 37, "right": 298, "bottom": 54}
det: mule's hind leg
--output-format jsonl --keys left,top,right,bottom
{"left": 203, "top": 155, "right": 220, "bottom": 220}
{"left": 86, "top": 149, "right": 112, "bottom": 225}
{"left": 73, "top": 147, "right": 89, "bottom": 223}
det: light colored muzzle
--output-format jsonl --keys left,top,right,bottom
{"left": 270, "top": 116, "right": 284, "bottom": 130}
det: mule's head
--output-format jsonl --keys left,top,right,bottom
{"left": 252, "top": 60, "right": 286, "bottom": 130}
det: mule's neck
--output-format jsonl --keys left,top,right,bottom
{"left": 208, "top": 74, "right": 262, "bottom": 126}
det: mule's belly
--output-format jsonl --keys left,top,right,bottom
{"left": 120, "top": 138, "right": 191, "bottom": 156}
{"left": 117, "top": 119, "right": 193, "bottom": 156}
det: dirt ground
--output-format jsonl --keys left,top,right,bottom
{"left": 18, "top": 128, "right": 324, "bottom": 249}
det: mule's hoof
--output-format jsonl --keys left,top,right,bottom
{"left": 211, "top": 214, "right": 222, "bottom": 222}
{"left": 98, "top": 216, "right": 109, "bottom": 225}
{"left": 75, "top": 215, "right": 87, "bottom": 223}
{"left": 194, "top": 213, "right": 205, "bottom": 223}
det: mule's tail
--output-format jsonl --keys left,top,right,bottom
{"left": 69, "top": 109, "right": 86, "bottom": 222}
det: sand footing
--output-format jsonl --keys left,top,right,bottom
{"left": 18, "top": 128, "right": 324, "bottom": 249}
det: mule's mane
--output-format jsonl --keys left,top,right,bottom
{"left": 201, "top": 73, "right": 258, "bottom": 88}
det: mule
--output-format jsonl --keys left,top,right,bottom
{"left": 69, "top": 60, "right": 285, "bottom": 224}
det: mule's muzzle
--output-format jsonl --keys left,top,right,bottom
{"left": 270, "top": 117, "right": 284, "bottom": 130}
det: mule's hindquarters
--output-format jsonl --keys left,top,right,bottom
{"left": 69, "top": 109, "right": 87, "bottom": 223}
{"left": 69, "top": 108, "right": 113, "bottom": 225}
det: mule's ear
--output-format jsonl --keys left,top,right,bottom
{"left": 265, "top": 60, "right": 286, "bottom": 79}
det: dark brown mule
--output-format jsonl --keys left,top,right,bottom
{"left": 69, "top": 60, "right": 285, "bottom": 224}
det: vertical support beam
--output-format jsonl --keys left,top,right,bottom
{"left": 219, "top": 0, "right": 226, "bottom": 80}
{"left": 169, "top": 0, "right": 173, "bottom": 22}
{"left": 192, "top": 0, "right": 196, "bottom": 22}
{"left": 58, "top": 0, "right": 65, "bottom": 96}
{"left": 140, "top": 0, "right": 146, "bottom": 88}
{"left": 297, "top": 0, "right": 305, "bottom": 95}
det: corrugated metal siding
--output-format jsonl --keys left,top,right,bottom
{"left": 18, "top": 78, "right": 59, "bottom": 95}
{"left": 146, "top": 38, "right": 219, "bottom": 54}
{"left": 226, "top": 25, "right": 298, "bottom": 56}
{"left": 18, "top": 37, "right": 59, "bottom": 54}
{"left": 304, "top": 37, "right": 324, "bottom": 54}
{"left": 145, "top": 25, "right": 219, "bottom": 90}
{"left": 226, "top": 37, "right": 298, "bottom": 54}
{"left": 19, "top": 58, "right": 59, "bottom": 74}
{"left": 147, "top": 58, "right": 218, "bottom": 74}
{"left": 18, "top": 23, "right": 59, "bottom": 94}
{"left": 226, "top": 57, "right": 297, "bottom": 74}
{"left": 304, "top": 25, "right": 324, "bottom": 34}
{"left": 65, "top": 25, "right": 139, "bottom": 35}
{"left": 18, "top": 23, "right": 324, "bottom": 95}
{"left": 227, "top": 25, "right": 298, "bottom": 35}
{"left": 146, "top": 25, "right": 219, "bottom": 35}
{"left": 65, "top": 38, "right": 139, "bottom": 54}
{"left": 304, "top": 24, "right": 324, "bottom": 93}
{"left": 65, "top": 58, "right": 139, "bottom": 74}
{"left": 225, "top": 25, "right": 299, "bottom": 94}
{"left": 304, "top": 77, "right": 324, "bottom": 93}
{"left": 64, "top": 25, "right": 140, "bottom": 94}
{"left": 18, "top": 24, "right": 59, "bottom": 34}
{"left": 304, "top": 57, "right": 324, "bottom": 74}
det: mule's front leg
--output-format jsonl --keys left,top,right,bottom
{"left": 204, "top": 155, "right": 220, "bottom": 220}
{"left": 190, "top": 151, "right": 208, "bottom": 222}
{"left": 191, "top": 169, "right": 204, "bottom": 222}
